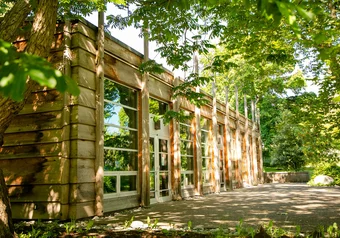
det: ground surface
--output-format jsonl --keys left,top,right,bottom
{"left": 93, "top": 183, "right": 340, "bottom": 233}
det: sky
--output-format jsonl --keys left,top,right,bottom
{"left": 85, "top": 3, "right": 184, "bottom": 78}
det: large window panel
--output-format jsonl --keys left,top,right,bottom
{"left": 180, "top": 110, "right": 194, "bottom": 187}
{"left": 103, "top": 79, "right": 139, "bottom": 197}
{"left": 104, "top": 103, "right": 138, "bottom": 129}
{"left": 104, "top": 79, "right": 137, "bottom": 108}
{"left": 201, "top": 117, "right": 212, "bottom": 184}
{"left": 104, "top": 150, "right": 138, "bottom": 171}
{"left": 104, "top": 126, "right": 138, "bottom": 150}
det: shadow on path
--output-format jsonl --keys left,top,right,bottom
{"left": 99, "top": 184, "right": 340, "bottom": 232}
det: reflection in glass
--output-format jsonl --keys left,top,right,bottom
{"left": 120, "top": 175, "right": 137, "bottom": 191}
{"left": 104, "top": 103, "right": 137, "bottom": 129}
{"left": 104, "top": 80, "right": 137, "bottom": 108}
{"left": 159, "top": 153, "right": 168, "bottom": 170}
{"left": 149, "top": 98, "right": 168, "bottom": 115}
{"left": 104, "top": 79, "right": 139, "bottom": 195}
{"left": 180, "top": 125, "right": 192, "bottom": 140}
{"left": 181, "top": 156, "right": 194, "bottom": 171}
{"left": 180, "top": 141, "right": 194, "bottom": 156}
{"left": 104, "top": 127, "right": 137, "bottom": 149}
{"left": 159, "top": 139, "right": 168, "bottom": 153}
{"left": 181, "top": 174, "right": 194, "bottom": 186}
{"left": 159, "top": 172, "right": 169, "bottom": 191}
{"left": 104, "top": 176, "right": 116, "bottom": 194}
{"left": 150, "top": 172, "right": 155, "bottom": 190}
{"left": 104, "top": 150, "right": 138, "bottom": 171}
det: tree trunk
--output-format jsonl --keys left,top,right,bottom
{"left": 0, "top": 0, "right": 59, "bottom": 236}
{"left": 0, "top": 169, "right": 14, "bottom": 238}
{"left": 0, "top": 0, "right": 31, "bottom": 42}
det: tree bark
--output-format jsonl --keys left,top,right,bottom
{"left": 0, "top": 1, "right": 59, "bottom": 236}
{"left": 0, "top": 0, "right": 59, "bottom": 146}
{"left": 0, "top": 170, "right": 14, "bottom": 238}
{"left": 0, "top": 0, "right": 31, "bottom": 42}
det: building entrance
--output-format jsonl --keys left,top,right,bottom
{"left": 149, "top": 135, "right": 171, "bottom": 203}
{"left": 149, "top": 98, "right": 171, "bottom": 204}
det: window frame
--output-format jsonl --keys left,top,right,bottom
{"left": 179, "top": 111, "right": 195, "bottom": 188}
{"left": 103, "top": 78, "right": 139, "bottom": 198}
{"left": 201, "top": 117, "right": 212, "bottom": 185}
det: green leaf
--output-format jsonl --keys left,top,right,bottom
{"left": 333, "top": 95, "right": 340, "bottom": 103}
{"left": 295, "top": 5, "right": 314, "bottom": 21}
{"left": 314, "top": 33, "right": 328, "bottom": 44}
{"left": 28, "top": 69, "right": 57, "bottom": 88}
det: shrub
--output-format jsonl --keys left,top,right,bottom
{"left": 311, "top": 163, "right": 340, "bottom": 186}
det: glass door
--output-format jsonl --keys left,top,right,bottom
{"left": 150, "top": 137, "right": 171, "bottom": 204}
{"left": 218, "top": 124, "right": 226, "bottom": 191}
{"left": 219, "top": 149, "right": 225, "bottom": 190}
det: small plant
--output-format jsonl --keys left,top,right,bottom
{"left": 264, "top": 220, "right": 286, "bottom": 237}
{"left": 212, "top": 226, "right": 230, "bottom": 238}
{"left": 146, "top": 216, "right": 151, "bottom": 228}
{"left": 327, "top": 222, "right": 339, "bottom": 238}
{"left": 152, "top": 218, "right": 159, "bottom": 229}
{"left": 247, "top": 227, "right": 256, "bottom": 238}
{"left": 124, "top": 216, "right": 135, "bottom": 228}
{"left": 161, "top": 229, "right": 171, "bottom": 236}
{"left": 146, "top": 216, "right": 158, "bottom": 229}
{"left": 86, "top": 220, "right": 94, "bottom": 231}
{"left": 64, "top": 219, "right": 77, "bottom": 234}
{"left": 235, "top": 219, "right": 249, "bottom": 237}
{"left": 316, "top": 224, "right": 325, "bottom": 237}
{"left": 187, "top": 220, "right": 192, "bottom": 231}
{"left": 295, "top": 225, "right": 301, "bottom": 237}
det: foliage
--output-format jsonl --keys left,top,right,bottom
{"left": 0, "top": 39, "right": 80, "bottom": 100}
{"left": 0, "top": 0, "right": 125, "bottom": 101}
{"left": 14, "top": 219, "right": 340, "bottom": 237}
{"left": 270, "top": 110, "right": 306, "bottom": 171}
{"left": 311, "top": 163, "right": 340, "bottom": 186}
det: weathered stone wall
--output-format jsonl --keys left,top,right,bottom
{"left": 264, "top": 172, "right": 310, "bottom": 183}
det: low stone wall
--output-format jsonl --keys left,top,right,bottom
{"left": 264, "top": 172, "right": 310, "bottom": 183}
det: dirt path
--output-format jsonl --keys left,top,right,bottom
{"left": 95, "top": 184, "right": 340, "bottom": 233}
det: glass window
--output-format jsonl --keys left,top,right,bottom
{"left": 104, "top": 80, "right": 137, "bottom": 108}
{"left": 104, "top": 176, "right": 116, "bottom": 193}
{"left": 201, "top": 117, "right": 212, "bottom": 184}
{"left": 149, "top": 98, "right": 168, "bottom": 115}
{"left": 103, "top": 79, "right": 139, "bottom": 196}
{"left": 180, "top": 110, "right": 194, "bottom": 187}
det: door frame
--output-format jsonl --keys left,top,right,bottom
{"left": 149, "top": 113, "right": 171, "bottom": 204}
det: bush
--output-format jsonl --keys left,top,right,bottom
{"left": 311, "top": 163, "right": 340, "bottom": 186}
{"left": 270, "top": 111, "right": 306, "bottom": 171}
